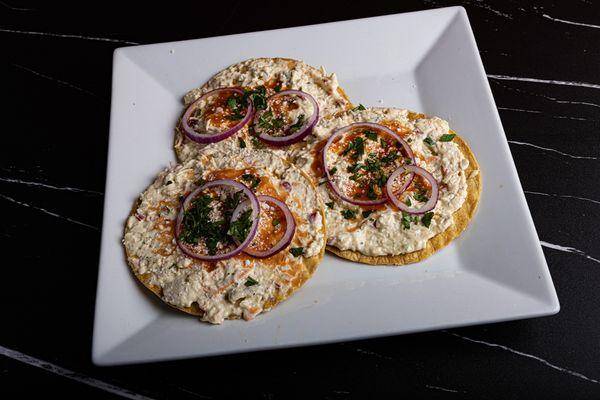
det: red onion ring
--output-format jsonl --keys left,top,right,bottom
{"left": 322, "top": 122, "right": 415, "bottom": 206}
{"left": 385, "top": 165, "right": 439, "bottom": 215}
{"left": 231, "top": 195, "right": 296, "bottom": 258}
{"left": 182, "top": 88, "right": 254, "bottom": 144}
{"left": 255, "top": 90, "right": 319, "bottom": 146}
{"left": 175, "top": 179, "right": 260, "bottom": 261}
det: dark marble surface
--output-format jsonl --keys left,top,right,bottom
{"left": 2, "top": 0, "right": 599, "bottom": 398}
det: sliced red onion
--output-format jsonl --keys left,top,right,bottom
{"left": 322, "top": 122, "right": 415, "bottom": 206}
{"left": 231, "top": 195, "right": 296, "bottom": 258}
{"left": 182, "top": 88, "right": 254, "bottom": 144}
{"left": 175, "top": 179, "right": 260, "bottom": 261}
{"left": 255, "top": 90, "right": 319, "bottom": 146}
{"left": 386, "top": 165, "right": 439, "bottom": 215}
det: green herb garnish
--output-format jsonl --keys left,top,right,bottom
{"left": 366, "top": 181, "right": 378, "bottom": 200}
{"left": 257, "top": 110, "right": 284, "bottom": 130}
{"left": 241, "top": 174, "right": 261, "bottom": 190}
{"left": 238, "top": 138, "right": 246, "bottom": 148}
{"left": 179, "top": 194, "right": 227, "bottom": 255}
{"left": 325, "top": 201, "right": 335, "bottom": 209}
{"left": 381, "top": 150, "right": 398, "bottom": 163}
{"left": 225, "top": 113, "right": 244, "bottom": 121}
{"left": 364, "top": 130, "right": 377, "bottom": 141}
{"left": 439, "top": 133, "right": 456, "bottom": 142}
{"left": 272, "top": 219, "right": 280, "bottom": 226}
{"left": 245, "top": 277, "right": 259, "bottom": 287}
{"left": 352, "top": 104, "right": 366, "bottom": 111}
{"left": 421, "top": 212, "right": 434, "bottom": 228}
{"left": 273, "top": 84, "right": 282, "bottom": 92}
{"left": 226, "top": 96, "right": 239, "bottom": 110}
{"left": 401, "top": 212, "right": 412, "bottom": 230}
{"left": 251, "top": 136, "right": 265, "bottom": 149}
{"left": 227, "top": 209, "right": 253, "bottom": 243}
{"left": 329, "top": 167, "right": 337, "bottom": 175}
{"left": 289, "top": 114, "right": 305, "bottom": 133}
{"left": 413, "top": 189, "right": 429, "bottom": 203}
{"left": 290, "top": 247, "right": 304, "bottom": 257}
{"left": 341, "top": 209, "right": 357, "bottom": 219}
{"left": 243, "top": 86, "right": 267, "bottom": 110}
{"left": 424, "top": 137, "right": 435, "bottom": 146}
{"left": 362, "top": 210, "right": 373, "bottom": 218}
{"left": 405, "top": 197, "right": 412, "bottom": 207}
{"left": 342, "top": 136, "right": 365, "bottom": 159}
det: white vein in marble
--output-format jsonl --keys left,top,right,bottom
{"left": 0, "top": 27, "right": 139, "bottom": 45}
{"left": 0, "top": 193, "right": 98, "bottom": 230}
{"left": 12, "top": 63, "right": 97, "bottom": 97}
{"left": 542, "top": 14, "right": 600, "bottom": 29}
{"left": 0, "top": 345, "right": 155, "bottom": 399}
{"left": 524, "top": 190, "right": 600, "bottom": 206}
{"left": 541, "top": 241, "right": 600, "bottom": 265}
{"left": 507, "top": 140, "right": 599, "bottom": 160}
{"left": 0, "top": 176, "right": 103, "bottom": 195}
{"left": 488, "top": 74, "right": 600, "bottom": 90}
{"left": 445, "top": 332, "right": 599, "bottom": 384}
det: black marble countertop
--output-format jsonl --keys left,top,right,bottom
{"left": 2, "top": 1, "right": 599, "bottom": 398}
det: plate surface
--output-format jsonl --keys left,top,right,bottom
{"left": 93, "top": 6, "right": 559, "bottom": 365}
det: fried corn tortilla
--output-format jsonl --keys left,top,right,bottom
{"left": 174, "top": 57, "right": 353, "bottom": 162}
{"left": 124, "top": 150, "right": 326, "bottom": 323}
{"left": 291, "top": 107, "right": 481, "bottom": 265}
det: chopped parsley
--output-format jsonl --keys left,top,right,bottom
{"left": 251, "top": 136, "right": 265, "bottom": 149}
{"left": 257, "top": 110, "right": 285, "bottom": 131}
{"left": 238, "top": 138, "right": 246, "bottom": 148}
{"left": 362, "top": 210, "right": 373, "bottom": 218}
{"left": 227, "top": 209, "right": 253, "bottom": 243}
{"left": 364, "top": 130, "right": 378, "bottom": 141}
{"left": 245, "top": 276, "right": 259, "bottom": 287}
{"left": 413, "top": 189, "right": 429, "bottom": 203}
{"left": 405, "top": 197, "right": 412, "bottom": 207}
{"left": 401, "top": 212, "right": 412, "bottom": 230}
{"left": 325, "top": 201, "right": 335, "bottom": 209}
{"left": 289, "top": 114, "right": 305, "bottom": 133}
{"left": 380, "top": 138, "right": 388, "bottom": 149}
{"left": 381, "top": 150, "right": 398, "bottom": 163}
{"left": 179, "top": 194, "right": 227, "bottom": 255}
{"left": 341, "top": 209, "right": 357, "bottom": 219}
{"left": 226, "top": 96, "right": 239, "bottom": 110}
{"left": 272, "top": 219, "right": 280, "bottom": 227}
{"left": 364, "top": 154, "right": 382, "bottom": 172}
{"left": 424, "top": 137, "right": 435, "bottom": 146}
{"left": 341, "top": 136, "right": 365, "bottom": 159}
{"left": 352, "top": 104, "right": 366, "bottom": 111}
{"left": 223, "top": 190, "right": 243, "bottom": 216}
{"left": 243, "top": 86, "right": 267, "bottom": 110}
{"left": 241, "top": 173, "right": 261, "bottom": 190}
{"left": 421, "top": 212, "right": 434, "bottom": 228}
{"left": 366, "top": 181, "right": 378, "bottom": 200}
{"left": 290, "top": 247, "right": 304, "bottom": 257}
{"left": 328, "top": 167, "right": 337, "bottom": 175}
{"left": 347, "top": 164, "right": 361, "bottom": 173}
{"left": 195, "top": 177, "right": 206, "bottom": 187}
{"left": 273, "top": 83, "right": 282, "bottom": 92}
{"left": 439, "top": 133, "right": 456, "bottom": 142}
{"left": 225, "top": 113, "right": 244, "bottom": 121}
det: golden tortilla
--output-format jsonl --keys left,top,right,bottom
{"left": 124, "top": 154, "right": 326, "bottom": 320}
{"left": 174, "top": 57, "right": 353, "bottom": 162}
{"left": 327, "top": 133, "right": 481, "bottom": 266}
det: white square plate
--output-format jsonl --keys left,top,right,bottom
{"left": 93, "top": 6, "right": 559, "bottom": 365}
